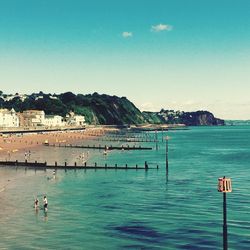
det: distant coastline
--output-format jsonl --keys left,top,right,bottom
{"left": 225, "top": 120, "right": 250, "bottom": 126}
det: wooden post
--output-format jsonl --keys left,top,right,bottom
{"left": 223, "top": 192, "right": 228, "bottom": 250}
{"left": 218, "top": 177, "right": 232, "bottom": 250}
{"left": 55, "top": 161, "right": 57, "bottom": 167}
{"left": 74, "top": 162, "right": 77, "bottom": 167}
{"left": 65, "top": 162, "right": 67, "bottom": 167}
{"left": 145, "top": 161, "right": 148, "bottom": 171}
{"left": 166, "top": 137, "right": 169, "bottom": 175}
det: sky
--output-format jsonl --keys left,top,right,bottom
{"left": 0, "top": 0, "right": 250, "bottom": 119}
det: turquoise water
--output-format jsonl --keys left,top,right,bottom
{"left": 1, "top": 126, "right": 250, "bottom": 249}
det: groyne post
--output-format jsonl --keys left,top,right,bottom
{"left": 155, "top": 130, "right": 158, "bottom": 150}
{"left": 166, "top": 136, "right": 169, "bottom": 175}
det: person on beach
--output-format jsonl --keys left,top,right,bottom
{"left": 34, "top": 198, "right": 39, "bottom": 209}
{"left": 53, "top": 170, "right": 56, "bottom": 179}
{"left": 43, "top": 196, "right": 48, "bottom": 212}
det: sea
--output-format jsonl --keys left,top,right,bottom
{"left": 0, "top": 126, "right": 250, "bottom": 250}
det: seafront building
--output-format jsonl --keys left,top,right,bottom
{"left": 0, "top": 108, "right": 85, "bottom": 129}
{"left": 19, "top": 110, "right": 45, "bottom": 127}
{"left": 0, "top": 108, "right": 19, "bottom": 128}
{"left": 65, "top": 112, "right": 85, "bottom": 126}
{"left": 44, "top": 115, "right": 65, "bottom": 127}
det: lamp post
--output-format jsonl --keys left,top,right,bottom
{"left": 218, "top": 176, "right": 232, "bottom": 250}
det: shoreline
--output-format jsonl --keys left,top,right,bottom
{"left": 0, "top": 127, "right": 108, "bottom": 158}
{"left": 0, "top": 127, "right": 108, "bottom": 194}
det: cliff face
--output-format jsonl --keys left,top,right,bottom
{"left": 143, "top": 110, "right": 225, "bottom": 126}
{"left": 180, "top": 111, "right": 225, "bottom": 126}
{"left": 0, "top": 91, "right": 224, "bottom": 126}
{"left": 75, "top": 93, "right": 145, "bottom": 125}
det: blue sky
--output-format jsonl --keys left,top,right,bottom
{"left": 0, "top": 0, "right": 250, "bottom": 119}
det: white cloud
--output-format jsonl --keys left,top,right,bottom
{"left": 122, "top": 31, "right": 133, "bottom": 38}
{"left": 151, "top": 23, "right": 173, "bottom": 32}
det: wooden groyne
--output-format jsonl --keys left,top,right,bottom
{"left": 44, "top": 143, "right": 153, "bottom": 150}
{"left": 95, "top": 138, "right": 159, "bottom": 143}
{"left": 0, "top": 160, "right": 157, "bottom": 171}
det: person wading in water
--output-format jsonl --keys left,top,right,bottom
{"left": 43, "top": 196, "right": 48, "bottom": 212}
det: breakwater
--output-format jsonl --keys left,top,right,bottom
{"left": 0, "top": 160, "right": 157, "bottom": 170}
{"left": 44, "top": 143, "right": 153, "bottom": 150}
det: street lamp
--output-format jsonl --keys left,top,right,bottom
{"left": 218, "top": 176, "right": 232, "bottom": 250}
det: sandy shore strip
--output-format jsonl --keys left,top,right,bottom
{"left": 0, "top": 127, "right": 115, "bottom": 159}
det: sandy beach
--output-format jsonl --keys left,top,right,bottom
{"left": 0, "top": 126, "right": 120, "bottom": 193}
{"left": 0, "top": 127, "right": 111, "bottom": 191}
{"left": 0, "top": 127, "right": 110, "bottom": 160}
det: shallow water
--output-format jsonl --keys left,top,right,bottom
{"left": 1, "top": 126, "right": 250, "bottom": 249}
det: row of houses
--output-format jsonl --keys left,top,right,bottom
{"left": 0, "top": 109, "right": 85, "bottom": 128}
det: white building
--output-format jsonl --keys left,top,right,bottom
{"left": 73, "top": 115, "right": 85, "bottom": 126}
{"left": 66, "top": 112, "right": 85, "bottom": 126}
{"left": 44, "top": 115, "right": 64, "bottom": 127}
{"left": 0, "top": 108, "right": 19, "bottom": 128}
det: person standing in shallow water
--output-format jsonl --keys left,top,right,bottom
{"left": 34, "top": 198, "right": 39, "bottom": 209}
{"left": 43, "top": 196, "right": 48, "bottom": 212}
